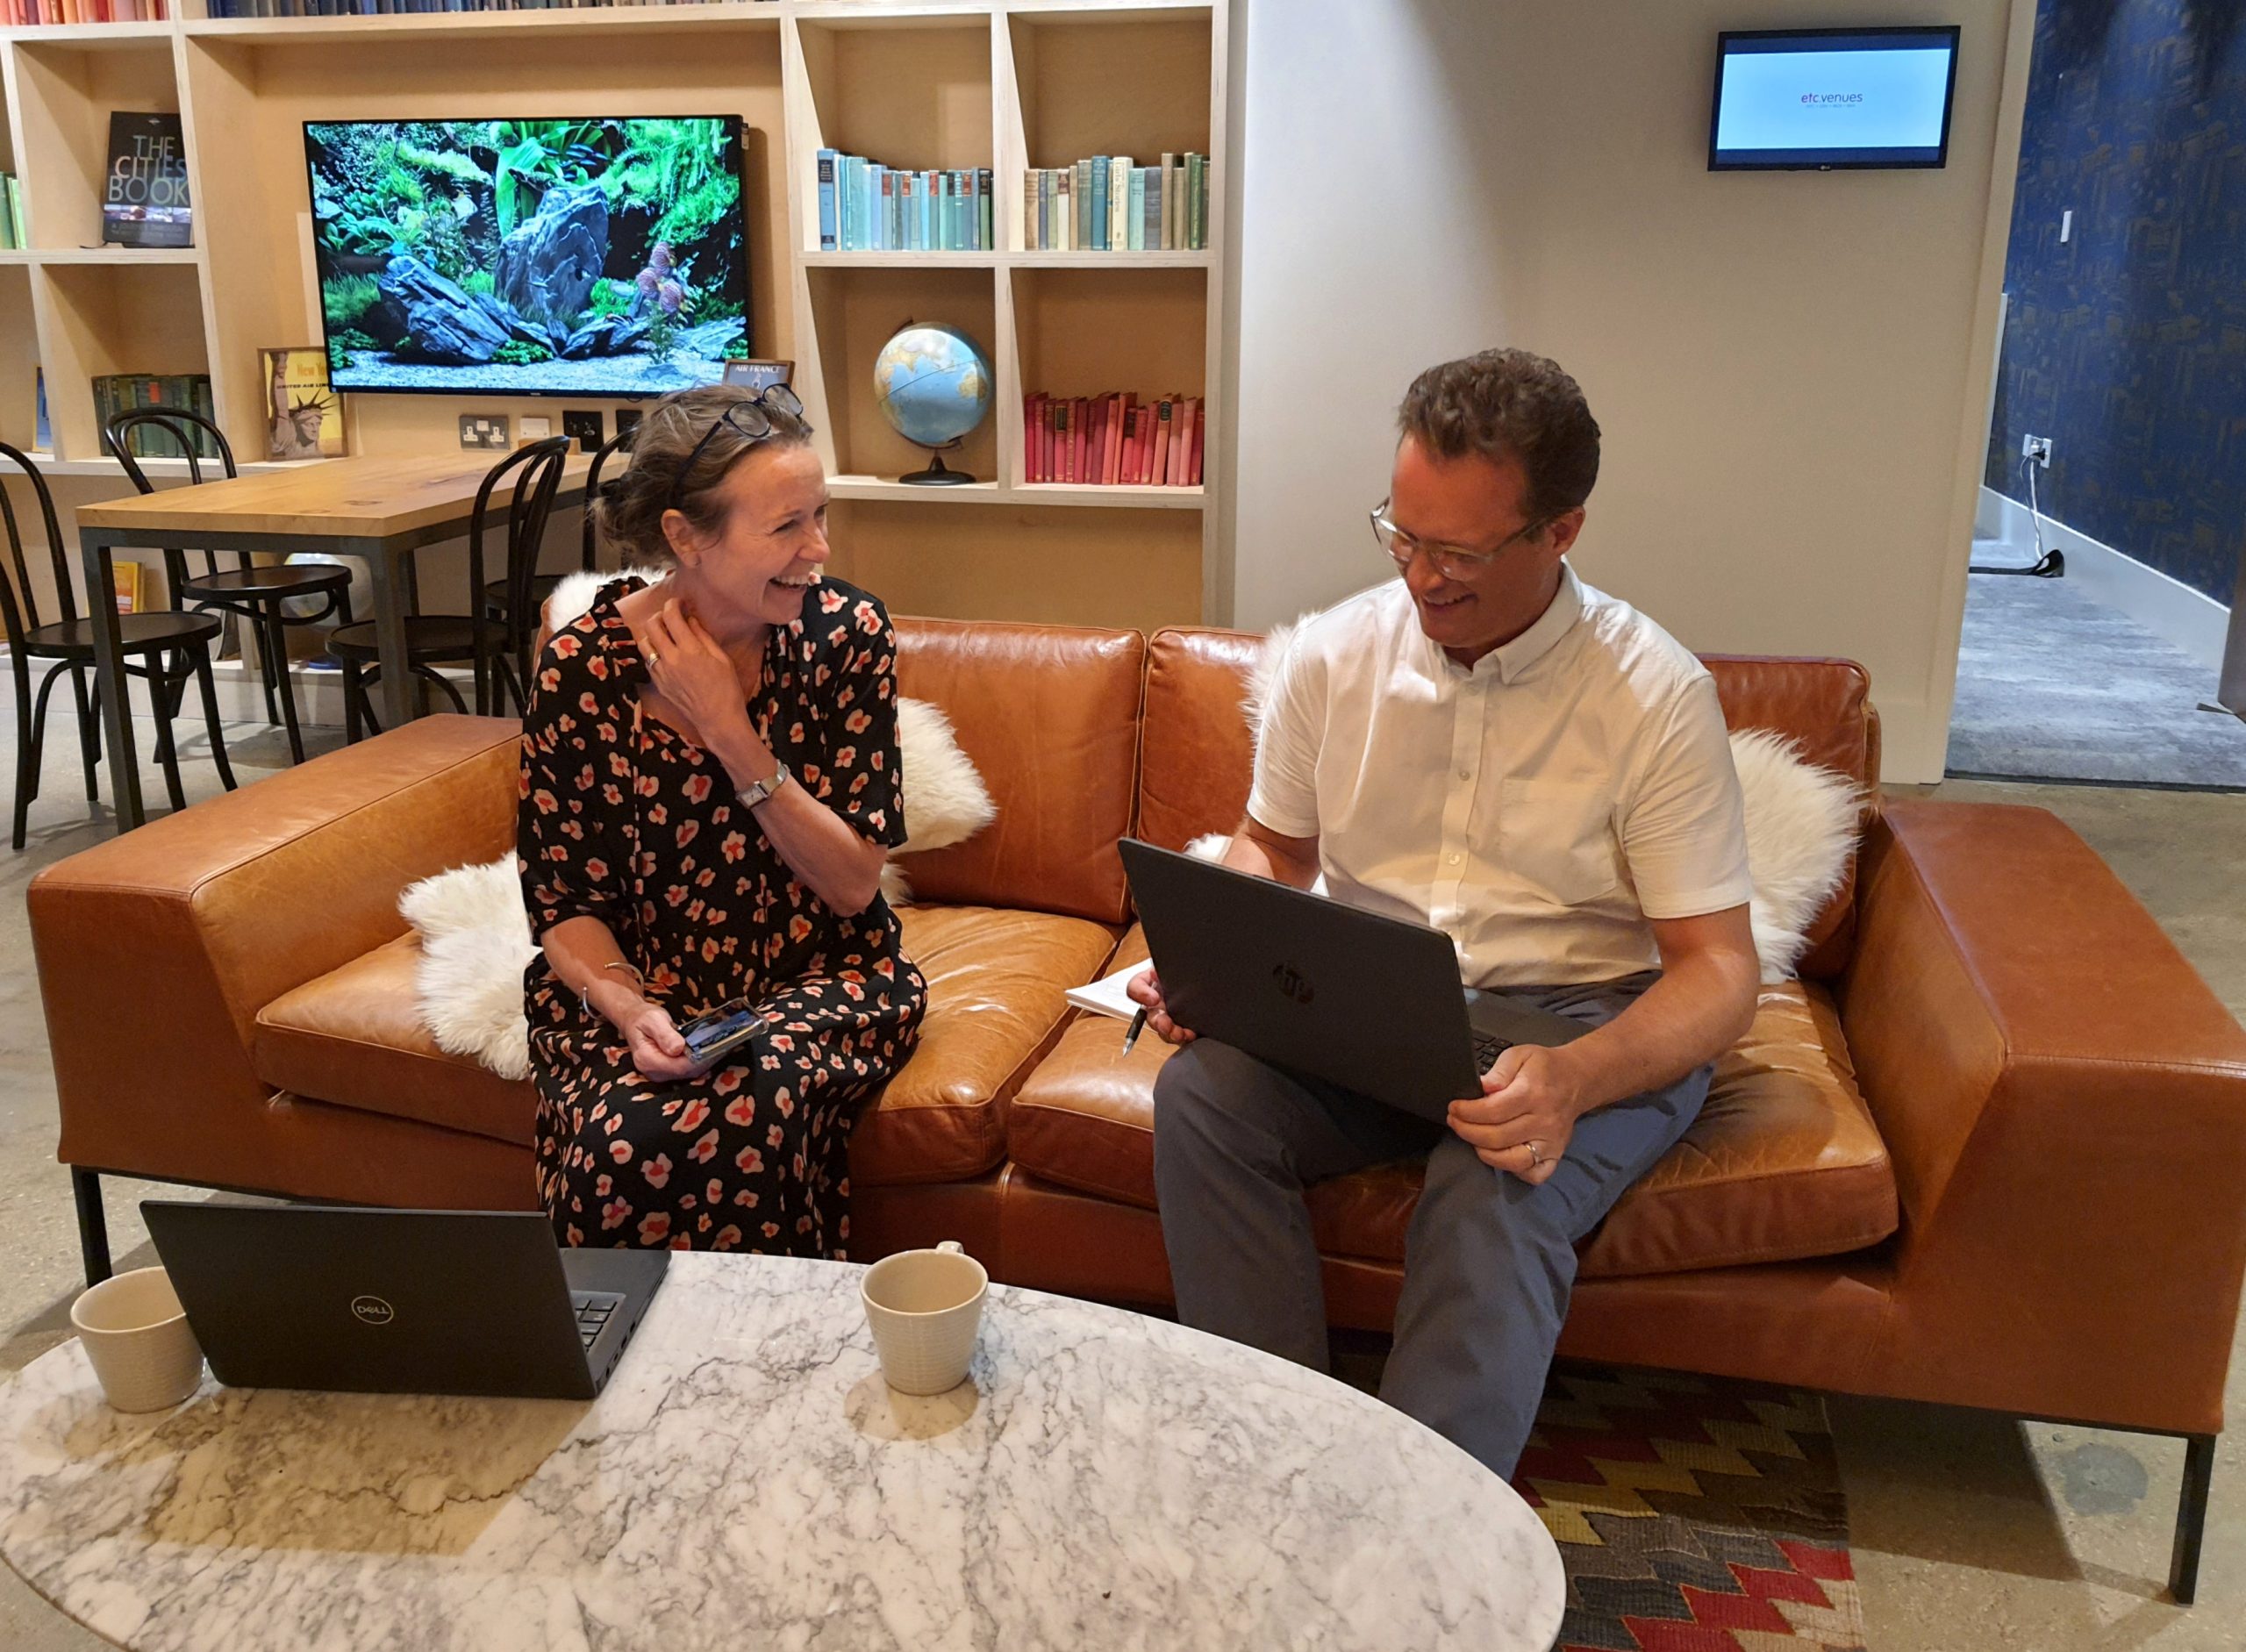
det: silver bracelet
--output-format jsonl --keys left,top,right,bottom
{"left": 579, "top": 959, "right": 646, "bottom": 1018}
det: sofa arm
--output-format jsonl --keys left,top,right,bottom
{"left": 1839, "top": 800, "right": 2246, "bottom": 1432}
{"left": 30, "top": 716, "right": 518, "bottom": 1181}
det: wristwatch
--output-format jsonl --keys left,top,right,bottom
{"left": 739, "top": 759, "right": 791, "bottom": 810}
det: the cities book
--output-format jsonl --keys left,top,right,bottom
{"left": 103, "top": 113, "right": 192, "bottom": 249}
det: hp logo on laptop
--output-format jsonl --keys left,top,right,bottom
{"left": 350, "top": 1295, "right": 397, "bottom": 1327}
{"left": 1272, "top": 963, "right": 1314, "bottom": 1005}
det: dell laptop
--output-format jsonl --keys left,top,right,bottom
{"left": 142, "top": 1203, "right": 668, "bottom": 1402}
{"left": 1117, "top": 838, "right": 1591, "bottom": 1121}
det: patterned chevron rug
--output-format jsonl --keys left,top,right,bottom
{"left": 1512, "top": 1364, "right": 1864, "bottom": 1652}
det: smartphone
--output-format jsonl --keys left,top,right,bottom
{"left": 678, "top": 1000, "right": 769, "bottom": 1069}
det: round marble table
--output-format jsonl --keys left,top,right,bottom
{"left": 0, "top": 1254, "right": 1563, "bottom": 1650}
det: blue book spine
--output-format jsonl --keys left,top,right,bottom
{"left": 951, "top": 172, "right": 967, "bottom": 251}
{"left": 816, "top": 149, "right": 838, "bottom": 251}
{"left": 900, "top": 171, "right": 916, "bottom": 252}
{"left": 837, "top": 156, "right": 855, "bottom": 251}
{"left": 978, "top": 168, "right": 992, "bottom": 250}
{"left": 1091, "top": 156, "right": 1108, "bottom": 252}
{"left": 936, "top": 173, "right": 952, "bottom": 251}
{"left": 1038, "top": 170, "right": 1053, "bottom": 252}
{"left": 920, "top": 171, "right": 934, "bottom": 251}
{"left": 871, "top": 165, "right": 889, "bottom": 252}
{"left": 1127, "top": 168, "right": 1145, "bottom": 253}
{"left": 851, "top": 157, "right": 870, "bottom": 251}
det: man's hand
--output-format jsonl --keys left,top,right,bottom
{"left": 1126, "top": 967, "right": 1197, "bottom": 1046}
{"left": 1446, "top": 1044, "right": 1594, "bottom": 1184}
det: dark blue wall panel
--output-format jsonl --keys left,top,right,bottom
{"left": 1985, "top": 0, "right": 2244, "bottom": 604}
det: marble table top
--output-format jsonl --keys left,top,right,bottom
{"left": 0, "top": 1254, "right": 1563, "bottom": 1650}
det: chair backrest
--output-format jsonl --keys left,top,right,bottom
{"left": 468, "top": 437, "right": 572, "bottom": 687}
{"left": 105, "top": 406, "right": 240, "bottom": 584}
{"left": 0, "top": 442, "right": 71, "bottom": 650}
{"left": 581, "top": 425, "right": 637, "bottom": 574}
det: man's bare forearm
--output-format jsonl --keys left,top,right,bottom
{"left": 1561, "top": 942, "right": 1758, "bottom": 1113}
{"left": 1223, "top": 817, "right": 1320, "bottom": 889}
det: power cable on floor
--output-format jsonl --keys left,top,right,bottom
{"left": 1971, "top": 454, "right": 2065, "bottom": 577}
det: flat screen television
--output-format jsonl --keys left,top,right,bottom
{"left": 304, "top": 117, "right": 749, "bottom": 397}
{"left": 1709, "top": 27, "right": 1960, "bottom": 171}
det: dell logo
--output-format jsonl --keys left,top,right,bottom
{"left": 350, "top": 1295, "right": 396, "bottom": 1327}
{"left": 1272, "top": 963, "right": 1314, "bottom": 1005}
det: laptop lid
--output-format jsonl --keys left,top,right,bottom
{"left": 1119, "top": 839, "right": 1582, "bottom": 1120}
{"left": 142, "top": 1203, "right": 665, "bottom": 1401}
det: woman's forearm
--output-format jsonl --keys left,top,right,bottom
{"left": 541, "top": 914, "right": 654, "bottom": 1029}
{"left": 706, "top": 724, "right": 887, "bottom": 915}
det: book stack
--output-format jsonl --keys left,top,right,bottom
{"left": 0, "top": 175, "right": 24, "bottom": 250}
{"left": 816, "top": 152, "right": 993, "bottom": 254}
{"left": 94, "top": 374, "right": 221, "bottom": 461}
{"left": 1, "top": 0, "right": 167, "bottom": 18}
{"left": 1022, "top": 153, "right": 1208, "bottom": 254}
{"left": 1023, "top": 392, "right": 1204, "bottom": 488}
{"left": 203, "top": 0, "right": 769, "bottom": 15}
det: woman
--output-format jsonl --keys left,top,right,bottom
{"left": 519, "top": 383, "right": 925, "bottom": 1256}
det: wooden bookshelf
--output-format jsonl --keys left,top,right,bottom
{"left": 0, "top": 0, "right": 1231, "bottom": 628}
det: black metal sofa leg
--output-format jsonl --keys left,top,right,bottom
{"left": 2170, "top": 1433, "right": 2216, "bottom": 1605}
{"left": 73, "top": 1168, "right": 112, "bottom": 1290}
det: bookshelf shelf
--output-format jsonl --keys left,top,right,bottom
{"left": 1, "top": 0, "right": 1230, "bottom": 629}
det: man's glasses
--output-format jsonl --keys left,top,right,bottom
{"left": 1370, "top": 498, "right": 1548, "bottom": 581}
{"left": 667, "top": 384, "right": 809, "bottom": 513}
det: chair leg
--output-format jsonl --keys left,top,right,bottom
{"left": 11, "top": 667, "right": 38, "bottom": 852}
{"left": 2170, "top": 1433, "right": 2216, "bottom": 1605}
{"left": 254, "top": 611, "right": 282, "bottom": 727}
{"left": 148, "top": 655, "right": 188, "bottom": 813}
{"left": 73, "top": 1168, "right": 111, "bottom": 1289}
{"left": 191, "top": 647, "right": 238, "bottom": 791}
{"left": 342, "top": 661, "right": 373, "bottom": 743}
{"left": 261, "top": 604, "right": 307, "bottom": 764}
{"left": 69, "top": 667, "right": 100, "bottom": 800}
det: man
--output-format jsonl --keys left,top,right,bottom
{"left": 1129, "top": 348, "right": 1760, "bottom": 1477}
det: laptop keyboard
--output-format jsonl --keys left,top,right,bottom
{"left": 1472, "top": 1033, "right": 1514, "bottom": 1075}
{"left": 572, "top": 1291, "right": 624, "bottom": 1350}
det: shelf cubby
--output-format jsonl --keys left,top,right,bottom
{"left": 0, "top": 264, "right": 41, "bottom": 453}
{"left": 37, "top": 259, "right": 207, "bottom": 461}
{"left": 826, "top": 496, "right": 1201, "bottom": 632}
{"left": 804, "top": 262, "right": 998, "bottom": 484}
{"left": 1005, "top": 262, "right": 1201, "bottom": 487}
{"left": 10, "top": 35, "right": 178, "bottom": 253}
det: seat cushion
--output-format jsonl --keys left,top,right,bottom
{"left": 257, "top": 904, "right": 1121, "bottom": 1188}
{"left": 1008, "top": 930, "right": 1899, "bottom": 1278}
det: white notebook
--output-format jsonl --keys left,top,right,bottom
{"left": 1065, "top": 962, "right": 1147, "bottom": 1022}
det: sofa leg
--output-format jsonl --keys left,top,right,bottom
{"left": 2170, "top": 1433, "right": 2216, "bottom": 1605}
{"left": 73, "top": 1168, "right": 111, "bottom": 1290}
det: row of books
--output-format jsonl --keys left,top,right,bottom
{"left": 0, "top": 177, "right": 24, "bottom": 251}
{"left": 1024, "top": 392, "right": 1204, "bottom": 489}
{"left": 1024, "top": 154, "right": 1208, "bottom": 254}
{"left": 817, "top": 153, "right": 993, "bottom": 254}
{"left": 204, "top": 0, "right": 766, "bottom": 13}
{"left": 1, "top": 0, "right": 166, "bottom": 20}
{"left": 93, "top": 374, "right": 221, "bottom": 461}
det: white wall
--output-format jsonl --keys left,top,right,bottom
{"left": 1224, "top": 0, "right": 2034, "bottom": 782}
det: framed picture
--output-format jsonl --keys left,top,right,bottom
{"left": 260, "top": 346, "right": 345, "bottom": 461}
{"left": 722, "top": 358, "right": 794, "bottom": 393}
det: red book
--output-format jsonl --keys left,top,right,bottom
{"left": 1101, "top": 393, "right": 1119, "bottom": 483}
{"left": 1151, "top": 399, "right": 1173, "bottom": 486}
{"left": 1073, "top": 398, "right": 1089, "bottom": 483}
{"left": 1053, "top": 399, "right": 1070, "bottom": 484}
{"left": 1088, "top": 395, "right": 1108, "bottom": 484}
{"left": 1023, "top": 394, "right": 1039, "bottom": 482}
{"left": 1042, "top": 397, "right": 1055, "bottom": 483}
{"left": 1187, "top": 397, "right": 1205, "bottom": 485}
{"left": 1120, "top": 396, "right": 1140, "bottom": 483}
{"left": 1176, "top": 398, "right": 1198, "bottom": 486}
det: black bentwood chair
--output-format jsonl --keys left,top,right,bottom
{"left": 1, "top": 442, "right": 235, "bottom": 849}
{"left": 480, "top": 420, "right": 636, "bottom": 633}
{"left": 333, "top": 437, "right": 571, "bottom": 740}
{"left": 107, "top": 406, "right": 356, "bottom": 766}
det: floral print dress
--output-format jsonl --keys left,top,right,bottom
{"left": 519, "top": 575, "right": 926, "bottom": 1257}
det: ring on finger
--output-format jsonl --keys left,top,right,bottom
{"left": 1527, "top": 1140, "right": 1544, "bottom": 1168}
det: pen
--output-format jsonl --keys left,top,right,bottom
{"left": 1121, "top": 1005, "right": 1149, "bottom": 1055}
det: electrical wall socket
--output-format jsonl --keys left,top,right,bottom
{"left": 520, "top": 416, "right": 553, "bottom": 441}
{"left": 2021, "top": 433, "right": 2053, "bottom": 467}
{"left": 460, "top": 414, "right": 511, "bottom": 451}
{"left": 562, "top": 410, "right": 605, "bottom": 452}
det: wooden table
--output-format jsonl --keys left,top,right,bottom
{"left": 75, "top": 451, "right": 589, "bottom": 831}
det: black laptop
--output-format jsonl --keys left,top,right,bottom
{"left": 1117, "top": 838, "right": 1591, "bottom": 1121}
{"left": 142, "top": 1203, "right": 668, "bottom": 1402}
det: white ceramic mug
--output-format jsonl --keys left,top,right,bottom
{"left": 69, "top": 1267, "right": 204, "bottom": 1413}
{"left": 861, "top": 1241, "right": 988, "bottom": 1396}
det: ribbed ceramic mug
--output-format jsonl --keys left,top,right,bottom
{"left": 861, "top": 1241, "right": 988, "bottom": 1395}
{"left": 70, "top": 1267, "right": 204, "bottom": 1413}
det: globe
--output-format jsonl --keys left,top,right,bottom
{"left": 873, "top": 323, "right": 991, "bottom": 483}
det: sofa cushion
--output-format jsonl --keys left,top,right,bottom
{"left": 256, "top": 904, "right": 1120, "bottom": 1186}
{"left": 892, "top": 619, "right": 1145, "bottom": 926}
{"left": 1008, "top": 927, "right": 1899, "bottom": 1277}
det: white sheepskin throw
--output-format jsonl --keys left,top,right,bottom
{"left": 403, "top": 574, "right": 994, "bottom": 1075}
{"left": 1198, "top": 624, "right": 1862, "bottom": 983}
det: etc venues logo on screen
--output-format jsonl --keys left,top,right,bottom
{"left": 1801, "top": 91, "right": 1867, "bottom": 104}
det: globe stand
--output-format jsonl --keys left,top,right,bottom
{"left": 900, "top": 440, "right": 976, "bottom": 486}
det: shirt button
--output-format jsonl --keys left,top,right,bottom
{"left": 1448, "top": 853, "right": 1463, "bottom": 866}
{"left": 1457, "top": 769, "right": 1471, "bottom": 781}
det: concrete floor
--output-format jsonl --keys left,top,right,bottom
{"left": 1, "top": 685, "right": 2242, "bottom": 1648}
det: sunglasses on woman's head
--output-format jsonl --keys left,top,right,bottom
{"left": 666, "top": 385, "right": 809, "bottom": 514}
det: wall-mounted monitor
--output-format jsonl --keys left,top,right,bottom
{"left": 305, "top": 117, "right": 749, "bottom": 397}
{"left": 1710, "top": 27, "right": 1961, "bottom": 171}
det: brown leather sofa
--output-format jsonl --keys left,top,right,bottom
{"left": 31, "top": 619, "right": 2246, "bottom": 1599}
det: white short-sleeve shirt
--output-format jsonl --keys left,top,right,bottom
{"left": 1246, "top": 564, "right": 1751, "bottom": 989}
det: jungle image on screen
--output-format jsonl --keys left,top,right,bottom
{"left": 307, "top": 118, "right": 748, "bottom": 396}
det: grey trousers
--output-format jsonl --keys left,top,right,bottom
{"left": 1150, "top": 972, "right": 1708, "bottom": 1478}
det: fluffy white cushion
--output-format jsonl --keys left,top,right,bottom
{"left": 403, "top": 575, "right": 994, "bottom": 1073}
{"left": 1194, "top": 625, "right": 1862, "bottom": 983}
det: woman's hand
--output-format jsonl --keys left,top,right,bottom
{"left": 617, "top": 998, "right": 706, "bottom": 1083}
{"left": 643, "top": 600, "right": 759, "bottom": 750}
